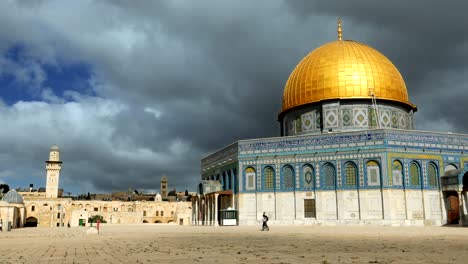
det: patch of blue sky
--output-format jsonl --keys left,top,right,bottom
{"left": 0, "top": 43, "right": 95, "bottom": 105}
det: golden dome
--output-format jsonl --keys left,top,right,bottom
{"left": 281, "top": 40, "right": 416, "bottom": 115}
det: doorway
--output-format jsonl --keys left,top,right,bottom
{"left": 445, "top": 191, "right": 460, "bottom": 224}
{"left": 25, "top": 217, "right": 38, "bottom": 227}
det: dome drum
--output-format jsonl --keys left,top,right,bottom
{"left": 281, "top": 99, "right": 414, "bottom": 136}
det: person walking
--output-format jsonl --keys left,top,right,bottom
{"left": 261, "top": 212, "right": 269, "bottom": 231}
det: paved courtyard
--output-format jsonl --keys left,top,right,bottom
{"left": 1, "top": 224, "right": 468, "bottom": 263}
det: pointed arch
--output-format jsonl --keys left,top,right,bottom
{"left": 322, "top": 162, "right": 336, "bottom": 189}
{"left": 409, "top": 161, "right": 421, "bottom": 186}
{"left": 263, "top": 166, "right": 275, "bottom": 190}
{"left": 444, "top": 163, "right": 458, "bottom": 172}
{"left": 245, "top": 167, "right": 256, "bottom": 190}
{"left": 303, "top": 164, "right": 315, "bottom": 189}
{"left": 427, "top": 162, "right": 438, "bottom": 187}
{"left": 366, "top": 160, "right": 381, "bottom": 186}
{"left": 282, "top": 165, "right": 295, "bottom": 190}
{"left": 344, "top": 161, "right": 358, "bottom": 187}
{"left": 392, "top": 160, "right": 404, "bottom": 186}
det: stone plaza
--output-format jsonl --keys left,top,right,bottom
{"left": 1, "top": 224, "right": 468, "bottom": 263}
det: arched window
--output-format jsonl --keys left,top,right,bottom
{"left": 264, "top": 166, "right": 275, "bottom": 190}
{"left": 322, "top": 163, "right": 336, "bottom": 189}
{"left": 345, "top": 162, "right": 357, "bottom": 187}
{"left": 245, "top": 167, "right": 256, "bottom": 190}
{"left": 366, "top": 160, "right": 380, "bottom": 186}
{"left": 427, "top": 163, "right": 438, "bottom": 187}
{"left": 392, "top": 160, "right": 403, "bottom": 186}
{"left": 410, "top": 162, "right": 420, "bottom": 186}
{"left": 282, "top": 165, "right": 294, "bottom": 189}
{"left": 303, "top": 165, "right": 314, "bottom": 189}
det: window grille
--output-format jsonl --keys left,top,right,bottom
{"left": 323, "top": 163, "right": 336, "bottom": 188}
{"left": 410, "top": 163, "right": 420, "bottom": 186}
{"left": 427, "top": 163, "right": 438, "bottom": 187}
{"left": 304, "top": 199, "right": 316, "bottom": 218}
{"left": 345, "top": 162, "right": 357, "bottom": 187}
{"left": 264, "top": 167, "right": 275, "bottom": 190}
{"left": 283, "top": 166, "right": 294, "bottom": 189}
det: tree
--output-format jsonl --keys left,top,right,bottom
{"left": 88, "top": 215, "right": 107, "bottom": 223}
{"left": 0, "top": 184, "right": 10, "bottom": 194}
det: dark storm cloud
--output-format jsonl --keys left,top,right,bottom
{"left": 79, "top": 0, "right": 329, "bottom": 192}
{"left": 0, "top": 0, "right": 467, "bottom": 194}
{"left": 92, "top": 1, "right": 328, "bottom": 143}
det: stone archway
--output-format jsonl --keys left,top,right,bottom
{"left": 25, "top": 217, "right": 38, "bottom": 227}
{"left": 441, "top": 168, "right": 468, "bottom": 225}
{"left": 143, "top": 220, "right": 148, "bottom": 223}
{"left": 154, "top": 220, "right": 162, "bottom": 223}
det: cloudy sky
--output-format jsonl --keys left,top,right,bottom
{"left": 1, "top": 0, "right": 467, "bottom": 195}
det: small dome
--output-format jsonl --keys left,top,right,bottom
{"left": 2, "top": 189, "right": 24, "bottom": 204}
{"left": 155, "top": 193, "right": 162, "bottom": 202}
{"left": 50, "top": 145, "right": 60, "bottom": 151}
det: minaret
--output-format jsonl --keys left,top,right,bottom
{"left": 45, "top": 145, "right": 62, "bottom": 198}
{"left": 160, "top": 175, "right": 168, "bottom": 200}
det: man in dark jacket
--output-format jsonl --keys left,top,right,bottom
{"left": 262, "top": 212, "right": 269, "bottom": 231}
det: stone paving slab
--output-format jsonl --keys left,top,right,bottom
{"left": 1, "top": 224, "right": 468, "bottom": 263}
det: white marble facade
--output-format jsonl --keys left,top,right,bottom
{"left": 236, "top": 189, "right": 444, "bottom": 226}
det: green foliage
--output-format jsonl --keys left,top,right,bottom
{"left": 0, "top": 184, "right": 10, "bottom": 194}
{"left": 88, "top": 215, "right": 107, "bottom": 223}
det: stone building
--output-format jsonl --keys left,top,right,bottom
{"left": 13, "top": 145, "right": 192, "bottom": 228}
{"left": 192, "top": 21, "right": 468, "bottom": 226}
{"left": 0, "top": 190, "right": 26, "bottom": 230}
